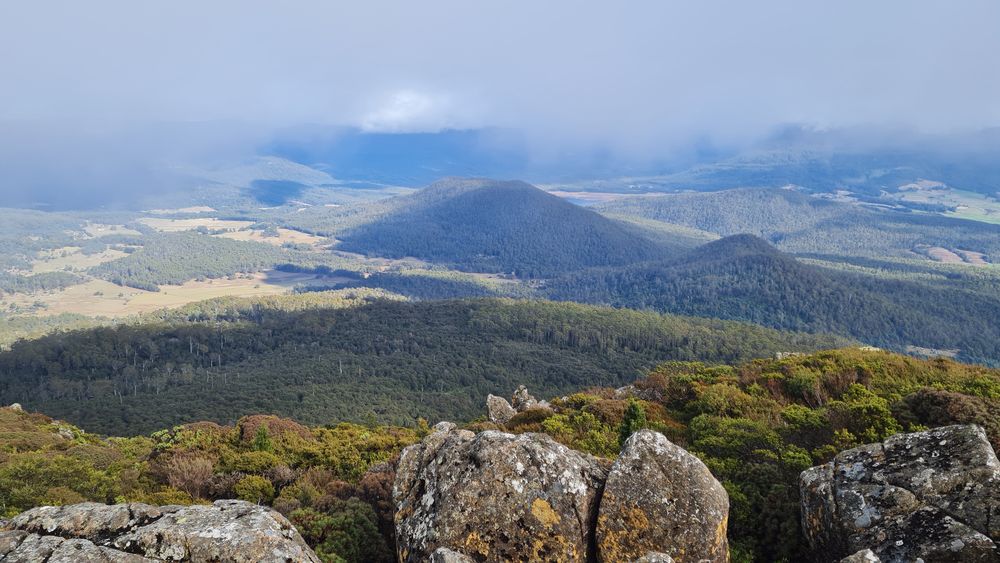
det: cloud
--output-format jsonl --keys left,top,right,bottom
{"left": 359, "top": 89, "right": 470, "bottom": 133}
{"left": 0, "top": 0, "right": 997, "bottom": 193}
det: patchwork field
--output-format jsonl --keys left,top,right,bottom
{"left": 214, "top": 227, "right": 330, "bottom": 248}
{"left": 83, "top": 223, "right": 143, "bottom": 237}
{"left": 0, "top": 270, "right": 327, "bottom": 318}
{"left": 892, "top": 182, "right": 1000, "bottom": 225}
{"left": 137, "top": 217, "right": 257, "bottom": 232}
{"left": 30, "top": 247, "right": 130, "bottom": 273}
{"left": 914, "top": 244, "right": 991, "bottom": 266}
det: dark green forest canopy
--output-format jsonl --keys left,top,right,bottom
{"left": 88, "top": 232, "right": 286, "bottom": 291}
{"left": 0, "top": 297, "right": 849, "bottom": 435}
{"left": 546, "top": 235, "right": 1000, "bottom": 365}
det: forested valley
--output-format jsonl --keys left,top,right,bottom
{"left": 0, "top": 293, "right": 849, "bottom": 435}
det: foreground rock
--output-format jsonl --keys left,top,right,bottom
{"left": 801, "top": 424, "right": 1000, "bottom": 562}
{"left": 597, "top": 430, "right": 729, "bottom": 562}
{"left": 1, "top": 500, "right": 320, "bottom": 562}
{"left": 394, "top": 429, "right": 607, "bottom": 562}
{"left": 394, "top": 427, "right": 730, "bottom": 562}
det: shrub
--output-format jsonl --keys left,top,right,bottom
{"left": 234, "top": 475, "right": 275, "bottom": 504}
{"left": 291, "top": 501, "right": 392, "bottom": 563}
{"left": 163, "top": 454, "right": 215, "bottom": 498}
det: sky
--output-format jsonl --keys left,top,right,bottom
{"left": 1, "top": 1, "right": 999, "bottom": 203}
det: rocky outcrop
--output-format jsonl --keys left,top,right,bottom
{"left": 394, "top": 428, "right": 730, "bottom": 562}
{"left": 394, "top": 429, "right": 608, "bottom": 562}
{"left": 485, "top": 394, "right": 516, "bottom": 425}
{"left": 0, "top": 500, "right": 320, "bottom": 562}
{"left": 800, "top": 424, "right": 1000, "bottom": 562}
{"left": 486, "top": 387, "right": 552, "bottom": 426}
{"left": 597, "top": 430, "right": 729, "bottom": 562}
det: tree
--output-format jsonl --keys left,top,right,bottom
{"left": 618, "top": 399, "right": 648, "bottom": 448}
{"left": 253, "top": 425, "right": 273, "bottom": 452}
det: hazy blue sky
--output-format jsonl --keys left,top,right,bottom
{"left": 2, "top": 0, "right": 998, "bottom": 150}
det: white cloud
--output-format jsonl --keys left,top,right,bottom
{"left": 360, "top": 90, "right": 457, "bottom": 133}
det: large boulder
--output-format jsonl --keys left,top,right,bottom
{"left": 1, "top": 499, "right": 320, "bottom": 562}
{"left": 597, "top": 430, "right": 729, "bottom": 563}
{"left": 800, "top": 424, "right": 1000, "bottom": 562}
{"left": 394, "top": 428, "right": 608, "bottom": 562}
{"left": 395, "top": 427, "right": 734, "bottom": 562}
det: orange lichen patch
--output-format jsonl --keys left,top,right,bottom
{"left": 463, "top": 530, "right": 491, "bottom": 558}
{"left": 596, "top": 501, "right": 652, "bottom": 562}
{"left": 713, "top": 514, "right": 730, "bottom": 560}
{"left": 529, "top": 537, "right": 579, "bottom": 562}
{"left": 531, "top": 497, "right": 562, "bottom": 528}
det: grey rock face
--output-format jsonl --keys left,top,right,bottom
{"left": 596, "top": 430, "right": 729, "bottom": 563}
{"left": 394, "top": 429, "right": 608, "bottom": 562}
{"left": 429, "top": 546, "right": 478, "bottom": 562}
{"left": 839, "top": 549, "right": 881, "bottom": 562}
{"left": 3, "top": 499, "right": 320, "bottom": 562}
{"left": 511, "top": 385, "right": 538, "bottom": 411}
{"left": 801, "top": 424, "right": 1000, "bottom": 562}
{"left": 485, "top": 394, "right": 516, "bottom": 424}
{"left": 632, "top": 552, "right": 675, "bottom": 563}
{"left": 433, "top": 421, "right": 457, "bottom": 433}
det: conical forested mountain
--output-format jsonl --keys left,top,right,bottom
{"left": 336, "top": 178, "right": 670, "bottom": 277}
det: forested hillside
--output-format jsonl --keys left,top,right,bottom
{"left": 336, "top": 178, "right": 676, "bottom": 276}
{"left": 0, "top": 293, "right": 849, "bottom": 434}
{"left": 598, "top": 187, "right": 1000, "bottom": 261}
{"left": 547, "top": 235, "right": 1000, "bottom": 364}
{"left": 89, "top": 232, "right": 286, "bottom": 291}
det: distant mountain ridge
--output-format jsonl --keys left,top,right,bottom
{"left": 337, "top": 178, "right": 673, "bottom": 277}
{"left": 547, "top": 234, "right": 1000, "bottom": 364}
{"left": 597, "top": 187, "right": 1000, "bottom": 262}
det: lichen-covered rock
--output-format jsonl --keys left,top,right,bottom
{"left": 433, "top": 421, "right": 457, "bottom": 433}
{"left": 9, "top": 502, "right": 164, "bottom": 540}
{"left": 394, "top": 429, "right": 608, "bottom": 562}
{"left": 430, "top": 546, "right": 477, "bottom": 562}
{"left": 511, "top": 385, "right": 538, "bottom": 411}
{"left": 632, "top": 552, "right": 675, "bottom": 563}
{"left": 800, "top": 424, "right": 1000, "bottom": 562}
{"left": 0, "top": 530, "right": 154, "bottom": 562}
{"left": 596, "top": 430, "right": 729, "bottom": 563}
{"left": 485, "top": 394, "right": 516, "bottom": 424}
{"left": 4, "top": 499, "right": 320, "bottom": 562}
